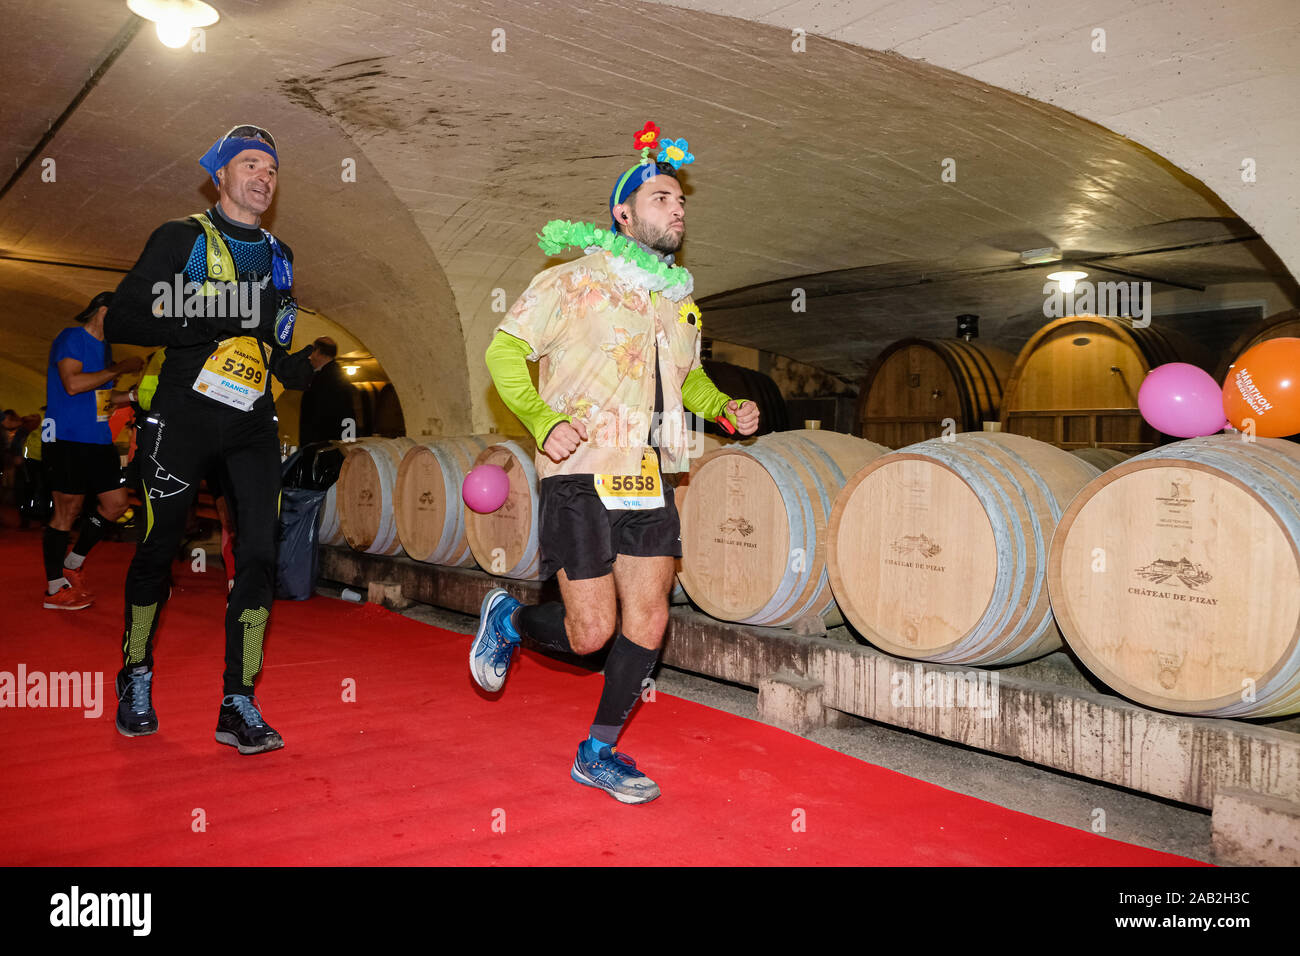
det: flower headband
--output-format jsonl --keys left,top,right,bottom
{"left": 608, "top": 120, "right": 695, "bottom": 231}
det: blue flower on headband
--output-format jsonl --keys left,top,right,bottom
{"left": 657, "top": 138, "right": 695, "bottom": 169}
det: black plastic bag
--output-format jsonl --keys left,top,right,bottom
{"left": 275, "top": 487, "right": 327, "bottom": 601}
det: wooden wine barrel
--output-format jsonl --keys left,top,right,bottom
{"left": 1048, "top": 434, "right": 1300, "bottom": 717}
{"left": 319, "top": 438, "right": 381, "bottom": 547}
{"left": 1215, "top": 309, "right": 1300, "bottom": 381}
{"left": 673, "top": 432, "right": 758, "bottom": 604}
{"left": 1001, "top": 315, "right": 1214, "bottom": 452}
{"left": 827, "top": 433, "right": 1099, "bottom": 665}
{"left": 394, "top": 435, "right": 494, "bottom": 565}
{"left": 1070, "top": 447, "right": 1133, "bottom": 470}
{"left": 856, "top": 338, "right": 1015, "bottom": 448}
{"left": 678, "top": 429, "right": 890, "bottom": 626}
{"left": 336, "top": 436, "right": 418, "bottom": 555}
{"left": 320, "top": 482, "right": 345, "bottom": 546}
{"left": 464, "top": 440, "right": 541, "bottom": 579}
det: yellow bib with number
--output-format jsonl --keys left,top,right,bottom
{"left": 593, "top": 448, "right": 665, "bottom": 511}
{"left": 193, "top": 336, "right": 267, "bottom": 411}
{"left": 94, "top": 389, "right": 113, "bottom": 423}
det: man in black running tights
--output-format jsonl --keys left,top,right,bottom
{"left": 104, "top": 124, "right": 316, "bottom": 754}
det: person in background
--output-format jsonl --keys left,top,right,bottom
{"left": 42, "top": 292, "right": 142, "bottom": 609}
{"left": 298, "top": 336, "right": 354, "bottom": 447}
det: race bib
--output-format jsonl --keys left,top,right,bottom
{"left": 192, "top": 336, "right": 267, "bottom": 411}
{"left": 94, "top": 389, "right": 112, "bottom": 423}
{"left": 594, "top": 448, "right": 665, "bottom": 511}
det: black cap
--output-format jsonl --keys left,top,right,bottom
{"left": 74, "top": 291, "right": 114, "bottom": 323}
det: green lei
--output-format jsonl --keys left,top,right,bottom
{"left": 536, "top": 220, "right": 694, "bottom": 298}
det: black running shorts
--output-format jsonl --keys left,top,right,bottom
{"left": 43, "top": 440, "right": 125, "bottom": 497}
{"left": 537, "top": 474, "right": 682, "bottom": 581}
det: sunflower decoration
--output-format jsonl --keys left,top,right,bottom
{"left": 678, "top": 302, "right": 702, "bottom": 329}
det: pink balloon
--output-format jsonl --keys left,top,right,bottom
{"left": 462, "top": 464, "right": 510, "bottom": 514}
{"left": 1138, "top": 363, "right": 1229, "bottom": 438}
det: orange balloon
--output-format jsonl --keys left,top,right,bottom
{"left": 1222, "top": 337, "right": 1300, "bottom": 437}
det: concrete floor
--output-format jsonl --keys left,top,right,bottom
{"left": 381, "top": 592, "right": 1217, "bottom": 864}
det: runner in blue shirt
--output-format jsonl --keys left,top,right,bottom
{"left": 42, "top": 291, "right": 142, "bottom": 609}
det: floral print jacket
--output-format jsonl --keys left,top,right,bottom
{"left": 495, "top": 251, "right": 707, "bottom": 478}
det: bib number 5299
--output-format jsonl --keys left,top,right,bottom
{"left": 221, "top": 357, "right": 264, "bottom": 384}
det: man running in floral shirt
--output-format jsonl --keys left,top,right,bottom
{"left": 473, "top": 123, "right": 760, "bottom": 803}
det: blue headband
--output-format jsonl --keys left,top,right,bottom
{"left": 199, "top": 135, "right": 278, "bottom": 188}
{"left": 608, "top": 162, "right": 663, "bottom": 232}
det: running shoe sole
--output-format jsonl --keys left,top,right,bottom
{"left": 570, "top": 760, "right": 661, "bottom": 805}
{"left": 43, "top": 592, "right": 92, "bottom": 610}
{"left": 114, "top": 717, "right": 158, "bottom": 737}
{"left": 215, "top": 731, "right": 284, "bottom": 755}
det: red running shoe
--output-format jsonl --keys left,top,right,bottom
{"left": 63, "top": 566, "right": 92, "bottom": 598}
{"left": 43, "top": 583, "right": 93, "bottom": 610}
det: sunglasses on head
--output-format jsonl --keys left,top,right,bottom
{"left": 224, "top": 125, "right": 276, "bottom": 151}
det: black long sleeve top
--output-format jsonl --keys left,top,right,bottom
{"left": 104, "top": 203, "right": 315, "bottom": 415}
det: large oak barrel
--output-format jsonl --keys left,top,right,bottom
{"left": 1001, "top": 315, "right": 1213, "bottom": 452}
{"left": 1048, "top": 434, "right": 1300, "bottom": 717}
{"left": 336, "top": 436, "right": 418, "bottom": 555}
{"left": 678, "top": 429, "right": 890, "bottom": 626}
{"left": 1215, "top": 309, "right": 1300, "bottom": 381}
{"left": 319, "top": 439, "right": 380, "bottom": 547}
{"left": 394, "top": 435, "right": 494, "bottom": 565}
{"left": 1070, "top": 447, "right": 1133, "bottom": 470}
{"left": 856, "top": 338, "right": 1014, "bottom": 448}
{"left": 672, "top": 432, "right": 758, "bottom": 604}
{"left": 827, "top": 433, "right": 1098, "bottom": 665}
{"left": 464, "top": 439, "right": 541, "bottom": 579}
{"left": 320, "top": 483, "right": 345, "bottom": 546}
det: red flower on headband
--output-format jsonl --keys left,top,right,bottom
{"left": 634, "top": 122, "right": 661, "bottom": 152}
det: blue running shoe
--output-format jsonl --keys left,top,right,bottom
{"left": 470, "top": 588, "right": 521, "bottom": 692}
{"left": 570, "top": 740, "right": 661, "bottom": 804}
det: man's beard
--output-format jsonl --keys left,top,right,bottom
{"left": 628, "top": 214, "right": 683, "bottom": 255}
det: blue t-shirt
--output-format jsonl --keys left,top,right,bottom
{"left": 46, "top": 327, "right": 113, "bottom": 445}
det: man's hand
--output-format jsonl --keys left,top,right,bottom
{"left": 729, "top": 400, "right": 760, "bottom": 436}
{"left": 543, "top": 419, "right": 587, "bottom": 462}
{"left": 113, "top": 355, "right": 145, "bottom": 376}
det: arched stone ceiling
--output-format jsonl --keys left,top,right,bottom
{"left": 1, "top": 0, "right": 1295, "bottom": 428}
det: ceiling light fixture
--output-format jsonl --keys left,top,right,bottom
{"left": 1047, "top": 269, "right": 1088, "bottom": 294}
{"left": 344, "top": 366, "right": 360, "bottom": 376}
{"left": 127, "top": 0, "right": 220, "bottom": 49}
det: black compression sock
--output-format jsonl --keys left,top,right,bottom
{"left": 43, "top": 527, "right": 70, "bottom": 583}
{"left": 70, "top": 510, "right": 109, "bottom": 559}
{"left": 514, "top": 601, "right": 571, "bottom": 654}
{"left": 591, "top": 634, "right": 660, "bottom": 743}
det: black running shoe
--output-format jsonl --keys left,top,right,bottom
{"left": 215, "top": 694, "right": 284, "bottom": 755}
{"left": 115, "top": 667, "right": 159, "bottom": 737}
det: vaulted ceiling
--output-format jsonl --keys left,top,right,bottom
{"left": 1, "top": 0, "right": 1295, "bottom": 425}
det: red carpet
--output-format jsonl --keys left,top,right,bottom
{"left": 0, "top": 526, "right": 1203, "bottom": 866}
